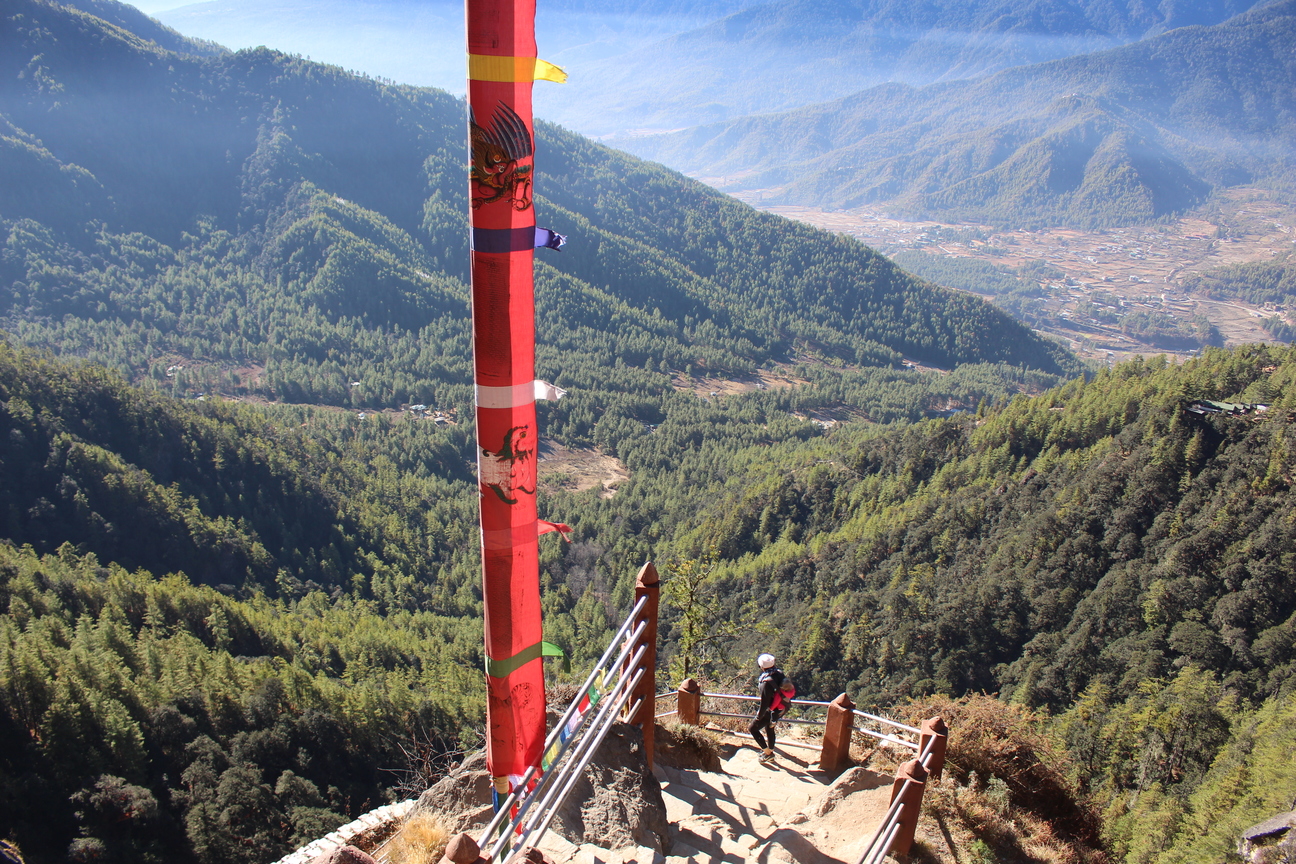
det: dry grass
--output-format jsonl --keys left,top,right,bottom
{"left": 383, "top": 812, "right": 451, "bottom": 864}
{"left": 697, "top": 693, "right": 755, "bottom": 736}
{"left": 655, "top": 721, "right": 725, "bottom": 771}
{"left": 918, "top": 777, "right": 1108, "bottom": 864}
{"left": 546, "top": 683, "right": 581, "bottom": 711}
{"left": 892, "top": 695, "right": 1109, "bottom": 864}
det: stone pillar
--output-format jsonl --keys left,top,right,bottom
{"left": 677, "top": 678, "right": 701, "bottom": 726}
{"left": 631, "top": 562, "right": 660, "bottom": 768}
{"left": 919, "top": 716, "right": 948, "bottom": 780}
{"left": 818, "top": 692, "right": 856, "bottom": 773}
{"left": 888, "top": 758, "right": 928, "bottom": 857}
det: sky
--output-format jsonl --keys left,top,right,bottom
{"left": 122, "top": 0, "right": 720, "bottom": 117}
{"left": 130, "top": 0, "right": 180, "bottom": 12}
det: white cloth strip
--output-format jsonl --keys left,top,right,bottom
{"left": 475, "top": 379, "right": 567, "bottom": 408}
{"left": 533, "top": 379, "right": 567, "bottom": 401}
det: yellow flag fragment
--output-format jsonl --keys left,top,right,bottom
{"left": 468, "top": 54, "right": 568, "bottom": 83}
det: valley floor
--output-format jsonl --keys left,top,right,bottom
{"left": 733, "top": 187, "right": 1296, "bottom": 364}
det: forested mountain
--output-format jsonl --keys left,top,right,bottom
{"left": 0, "top": 5, "right": 1081, "bottom": 857}
{"left": 0, "top": 0, "right": 1074, "bottom": 411}
{"left": 617, "top": 0, "right": 1296, "bottom": 228}
{"left": 686, "top": 344, "right": 1296, "bottom": 864}
{"left": 0, "top": 341, "right": 486, "bottom": 862}
{"left": 7, "top": 335, "right": 1296, "bottom": 863}
{"left": 541, "top": 0, "right": 1266, "bottom": 135}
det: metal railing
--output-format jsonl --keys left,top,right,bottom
{"left": 656, "top": 684, "right": 944, "bottom": 864}
{"left": 853, "top": 709, "right": 921, "bottom": 751}
{"left": 656, "top": 689, "right": 922, "bottom": 751}
{"left": 653, "top": 690, "right": 678, "bottom": 720}
{"left": 475, "top": 596, "right": 651, "bottom": 864}
{"left": 854, "top": 733, "right": 941, "bottom": 864}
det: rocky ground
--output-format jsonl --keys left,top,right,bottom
{"left": 534, "top": 728, "right": 914, "bottom": 864}
{"left": 389, "top": 721, "right": 972, "bottom": 864}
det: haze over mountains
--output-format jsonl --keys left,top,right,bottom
{"left": 121, "top": 0, "right": 1296, "bottom": 231}
{"left": 139, "top": 0, "right": 759, "bottom": 103}
{"left": 1, "top": 0, "right": 1075, "bottom": 411}
{"left": 131, "top": 0, "right": 1270, "bottom": 139}
{"left": 616, "top": 0, "right": 1296, "bottom": 228}
{"left": 542, "top": 0, "right": 1269, "bottom": 135}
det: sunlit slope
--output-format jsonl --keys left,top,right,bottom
{"left": 618, "top": 0, "right": 1296, "bottom": 227}
{"left": 0, "top": 0, "right": 1076, "bottom": 398}
{"left": 544, "top": 0, "right": 1267, "bottom": 135}
{"left": 705, "top": 346, "right": 1296, "bottom": 710}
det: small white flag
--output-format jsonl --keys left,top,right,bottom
{"left": 533, "top": 380, "right": 567, "bottom": 402}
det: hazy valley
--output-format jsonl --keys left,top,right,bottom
{"left": 742, "top": 187, "right": 1296, "bottom": 363}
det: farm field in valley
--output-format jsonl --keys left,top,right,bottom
{"left": 736, "top": 187, "right": 1296, "bottom": 363}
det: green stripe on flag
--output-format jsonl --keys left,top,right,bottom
{"left": 486, "top": 641, "right": 568, "bottom": 678}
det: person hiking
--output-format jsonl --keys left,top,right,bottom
{"left": 750, "top": 653, "right": 786, "bottom": 763}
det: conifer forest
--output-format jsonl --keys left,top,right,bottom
{"left": 1, "top": 1, "right": 1295, "bottom": 862}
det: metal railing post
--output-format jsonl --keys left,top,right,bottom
{"left": 888, "top": 758, "right": 928, "bottom": 857}
{"left": 819, "top": 692, "right": 856, "bottom": 772}
{"left": 677, "top": 678, "right": 701, "bottom": 725}
{"left": 630, "top": 561, "right": 660, "bottom": 768}
{"left": 919, "top": 717, "right": 948, "bottom": 779}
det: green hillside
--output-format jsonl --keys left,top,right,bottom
{"left": 8, "top": 337, "right": 1296, "bottom": 863}
{"left": 5, "top": 2, "right": 1296, "bottom": 863}
{"left": 0, "top": 0, "right": 1074, "bottom": 413}
{"left": 617, "top": 0, "right": 1296, "bottom": 228}
{"left": 0, "top": 340, "right": 487, "bottom": 863}
{"left": 682, "top": 344, "right": 1296, "bottom": 863}
{"left": 59, "top": 0, "right": 227, "bottom": 57}
{"left": 1182, "top": 257, "right": 1296, "bottom": 307}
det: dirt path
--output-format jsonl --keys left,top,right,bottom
{"left": 539, "top": 729, "right": 898, "bottom": 864}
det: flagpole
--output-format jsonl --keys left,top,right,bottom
{"left": 465, "top": 0, "right": 547, "bottom": 801}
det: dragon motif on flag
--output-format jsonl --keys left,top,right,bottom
{"left": 480, "top": 424, "right": 536, "bottom": 504}
{"left": 470, "top": 103, "right": 533, "bottom": 211}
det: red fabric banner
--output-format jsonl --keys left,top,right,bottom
{"left": 467, "top": 0, "right": 547, "bottom": 785}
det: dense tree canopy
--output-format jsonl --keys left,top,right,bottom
{"left": 2, "top": 4, "right": 1293, "bottom": 864}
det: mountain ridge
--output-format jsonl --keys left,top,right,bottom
{"left": 1, "top": 0, "right": 1077, "bottom": 396}
{"left": 537, "top": 0, "right": 1270, "bottom": 135}
{"left": 614, "top": 0, "right": 1296, "bottom": 227}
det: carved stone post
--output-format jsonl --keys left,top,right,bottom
{"left": 888, "top": 758, "right": 928, "bottom": 857}
{"left": 818, "top": 692, "right": 856, "bottom": 772}
{"left": 919, "top": 716, "right": 948, "bottom": 780}
{"left": 439, "top": 833, "right": 485, "bottom": 864}
{"left": 677, "top": 678, "right": 701, "bottom": 726}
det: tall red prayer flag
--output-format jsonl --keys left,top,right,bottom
{"left": 466, "top": 0, "right": 547, "bottom": 792}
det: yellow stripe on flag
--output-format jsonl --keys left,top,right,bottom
{"left": 534, "top": 58, "right": 567, "bottom": 83}
{"left": 468, "top": 54, "right": 567, "bottom": 83}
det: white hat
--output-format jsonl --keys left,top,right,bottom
{"left": 758, "top": 653, "right": 776, "bottom": 669}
